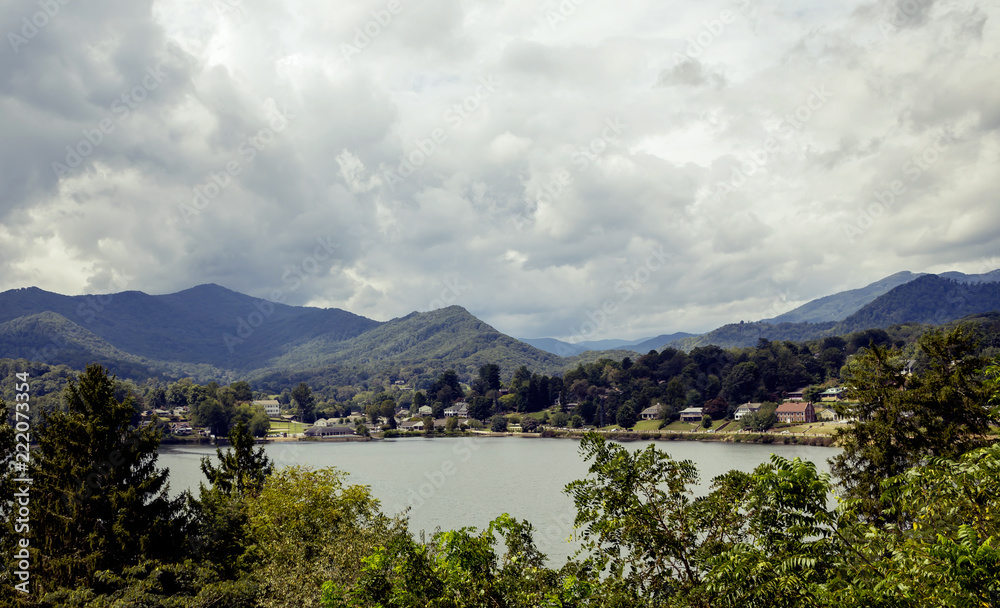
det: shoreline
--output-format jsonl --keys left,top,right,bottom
{"left": 371, "top": 428, "right": 839, "bottom": 448}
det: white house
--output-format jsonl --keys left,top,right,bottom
{"left": 254, "top": 399, "right": 281, "bottom": 417}
{"left": 418, "top": 405, "right": 433, "bottom": 416}
{"left": 640, "top": 405, "right": 662, "bottom": 420}
{"left": 734, "top": 403, "right": 762, "bottom": 421}
{"left": 313, "top": 418, "right": 329, "bottom": 427}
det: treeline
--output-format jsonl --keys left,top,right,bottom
{"left": 1, "top": 326, "right": 999, "bottom": 606}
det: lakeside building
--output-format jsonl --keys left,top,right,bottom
{"left": 775, "top": 402, "right": 816, "bottom": 424}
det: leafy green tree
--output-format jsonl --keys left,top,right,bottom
{"left": 379, "top": 399, "right": 397, "bottom": 430}
{"left": 469, "top": 395, "right": 492, "bottom": 421}
{"left": 25, "top": 364, "right": 185, "bottom": 595}
{"left": 229, "top": 380, "right": 253, "bottom": 402}
{"left": 550, "top": 411, "right": 569, "bottom": 427}
{"left": 330, "top": 514, "right": 592, "bottom": 608}
{"left": 233, "top": 403, "right": 270, "bottom": 437}
{"left": 701, "top": 414, "right": 712, "bottom": 429}
{"left": 565, "top": 433, "right": 750, "bottom": 606}
{"left": 616, "top": 400, "right": 638, "bottom": 429}
{"left": 570, "top": 414, "right": 583, "bottom": 428}
{"left": 490, "top": 415, "right": 508, "bottom": 432}
{"left": 247, "top": 466, "right": 397, "bottom": 608}
{"left": 722, "top": 361, "right": 760, "bottom": 404}
{"left": 740, "top": 403, "right": 777, "bottom": 432}
{"left": 412, "top": 390, "right": 427, "bottom": 413}
{"left": 802, "top": 385, "right": 823, "bottom": 403}
{"left": 444, "top": 416, "right": 458, "bottom": 434}
{"left": 196, "top": 397, "right": 234, "bottom": 437}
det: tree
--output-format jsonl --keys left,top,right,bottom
{"left": 230, "top": 380, "right": 253, "bottom": 403}
{"left": 26, "top": 364, "right": 185, "bottom": 593}
{"left": 550, "top": 411, "right": 569, "bottom": 427}
{"left": 292, "top": 382, "right": 316, "bottom": 423}
{"left": 189, "top": 422, "right": 274, "bottom": 576}
{"left": 722, "top": 361, "right": 760, "bottom": 404}
{"left": 491, "top": 415, "right": 508, "bottom": 432}
{"left": 565, "top": 434, "right": 750, "bottom": 605}
{"left": 445, "top": 416, "right": 458, "bottom": 433}
{"left": 233, "top": 403, "right": 270, "bottom": 437}
{"left": 202, "top": 422, "right": 273, "bottom": 497}
{"left": 701, "top": 414, "right": 712, "bottom": 429}
{"left": 740, "top": 402, "right": 777, "bottom": 432}
{"left": 430, "top": 370, "right": 463, "bottom": 403}
{"left": 831, "top": 326, "right": 997, "bottom": 522}
{"left": 196, "top": 397, "right": 234, "bottom": 437}
{"left": 803, "top": 385, "right": 823, "bottom": 403}
{"left": 469, "top": 396, "right": 492, "bottom": 421}
{"left": 380, "top": 399, "right": 397, "bottom": 430}
{"left": 247, "top": 467, "right": 396, "bottom": 608}
{"left": 616, "top": 400, "right": 638, "bottom": 429}
{"left": 477, "top": 363, "right": 501, "bottom": 393}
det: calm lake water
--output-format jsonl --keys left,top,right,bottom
{"left": 158, "top": 436, "right": 838, "bottom": 564}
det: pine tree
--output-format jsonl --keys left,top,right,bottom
{"left": 189, "top": 422, "right": 273, "bottom": 577}
{"left": 28, "top": 364, "right": 186, "bottom": 595}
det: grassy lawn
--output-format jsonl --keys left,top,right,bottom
{"left": 521, "top": 410, "right": 552, "bottom": 420}
{"left": 778, "top": 422, "right": 841, "bottom": 435}
{"left": 267, "top": 419, "right": 308, "bottom": 434}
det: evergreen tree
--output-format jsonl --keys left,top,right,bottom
{"left": 189, "top": 422, "right": 274, "bottom": 577}
{"left": 27, "top": 364, "right": 185, "bottom": 595}
{"left": 292, "top": 382, "right": 316, "bottom": 423}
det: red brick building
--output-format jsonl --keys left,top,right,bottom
{"left": 775, "top": 402, "right": 815, "bottom": 424}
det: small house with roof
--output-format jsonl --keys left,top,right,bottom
{"left": 784, "top": 387, "right": 808, "bottom": 402}
{"left": 734, "top": 403, "right": 762, "bottom": 421}
{"left": 679, "top": 407, "right": 704, "bottom": 423}
{"left": 819, "top": 387, "right": 846, "bottom": 401}
{"left": 304, "top": 425, "right": 354, "bottom": 438}
{"left": 640, "top": 405, "right": 662, "bottom": 420}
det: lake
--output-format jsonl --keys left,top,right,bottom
{"left": 158, "top": 436, "right": 838, "bottom": 564}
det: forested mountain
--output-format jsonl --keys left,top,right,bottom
{"left": 0, "top": 285, "right": 607, "bottom": 385}
{"left": 672, "top": 275, "right": 1000, "bottom": 350}
{"left": 4, "top": 274, "right": 1000, "bottom": 386}
{"left": 762, "top": 271, "right": 924, "bottom": 324}
{"left": 763, "top": 269, "right": 1000, "bottom": 324}
{"left": 0, "top": 284, "right": 379, "bottom": 370}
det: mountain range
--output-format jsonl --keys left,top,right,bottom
{"left": 520, "top": 333, "right": 697, "bottom": 357}
{"left": 1, "top": 269, "right": 999, "bottom": 385}
{"left": 0, "top": 284, "right": 615, "bottom": 385}
{"left": 668, "top": 273, "right": 1000, "bottom": 350}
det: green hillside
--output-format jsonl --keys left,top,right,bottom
{"left": 673, "top": 275, "right": 1000, "bottom": 350}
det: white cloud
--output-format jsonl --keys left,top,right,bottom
{"left": 0, "top": 0, "right": 998, "bottom": 342}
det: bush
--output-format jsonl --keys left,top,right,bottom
{"left": 490, "top": 415, "right": 508, "bottom": 433}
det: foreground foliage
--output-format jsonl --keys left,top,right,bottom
{"left": 1, "top": 343, "right": 999, "bottom": 606}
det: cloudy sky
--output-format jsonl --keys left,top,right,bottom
{"left": 1, "top": 0, "right": 998, "bottom": 342}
